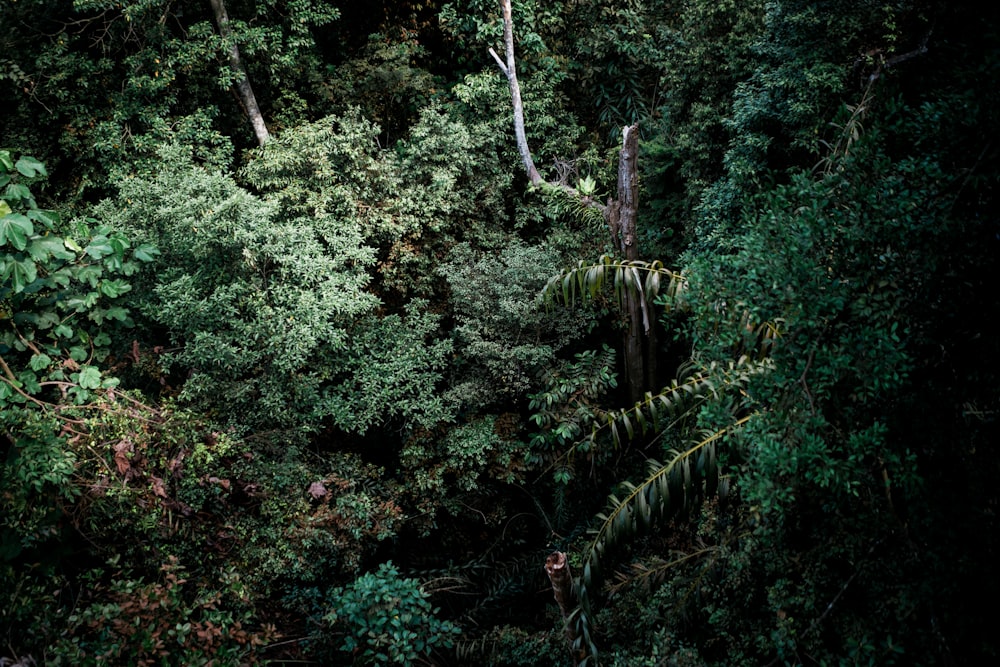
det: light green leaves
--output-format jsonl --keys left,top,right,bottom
{"left": 29, "top": 353, "right": 53, "bottom": 371}
{"left": 14, "top": 155, "right": 46, "bottom": 178}
{"left": 76, "top": 366, "right": 103, "bottom": 390}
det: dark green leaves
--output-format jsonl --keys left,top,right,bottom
{"left": 0, "top": 213, "right": 33, "bottom": 250}
{"left": 1, "top": 153, "right": 155, "bottom": 418}
{"left": 0, "top": 256, "right": 38, "bottom": 292}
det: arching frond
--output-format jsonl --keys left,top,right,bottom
{"left": 543, "top": 255, "right": 686, "bottom": 311}
{"left": 598, "top": 371, "right": 720, "bottom": 449}
{"left": 538, "top": 356, "right": 766, "bottom": 478}
{"left": 570, "top": 413, "right": 756, "bottom": 662}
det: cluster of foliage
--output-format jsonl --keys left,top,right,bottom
{"left": 3, "top": 0, "right": 998, "bottom": 665}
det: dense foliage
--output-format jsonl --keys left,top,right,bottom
{"left": 2, "top": 0, "right": 997, "bottom": 665}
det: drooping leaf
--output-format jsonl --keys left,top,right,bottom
{"left": 27, "top": 209, "right": 60, "bottom": 230}
{"left": 27, "top": 235, "right": 75, "bottom": 262}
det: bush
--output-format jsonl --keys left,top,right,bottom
{"left": 323, "top": 562, "right": 459, "bottom": 666}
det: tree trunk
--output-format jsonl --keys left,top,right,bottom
{"left": 489, "top": 0, "right": 541, "bottom": 185}
{"left": 489, "top": 2, "right": 654, "bottom": 402}
{"left": 609, "top": 125, "right": 656, "bottom": 403}
{"left": 545, "top": 551, "right": 583, "bottom": 665}
{"left": 209, "top": 0, "right": 270, "bottom": 147}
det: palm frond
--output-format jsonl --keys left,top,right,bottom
{"left": 538, "top": 357, "right": 766, "bottom": 479}
{"left": 570, "top": 413, "right": 756, "bottom": 662}
{"left": 608, "top": 547, "right": 720, "bottom": 598}
{"left": 543, "top": 255, "right": 686, "bottom": 311}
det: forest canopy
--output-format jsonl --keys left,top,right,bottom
{"left": 2, "top": 0, "right": 998, "bottom": 665}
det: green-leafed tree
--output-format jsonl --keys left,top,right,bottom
{"left": 1, "top": 0, "right": 340, "bottom": 191}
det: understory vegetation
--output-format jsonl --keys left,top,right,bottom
{"left": 2, "top": 0, "right": 997, "bottom": 665}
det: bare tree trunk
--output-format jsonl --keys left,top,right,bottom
{"left": 209, "top": 0, "right": 269, "bottom": 147}
{"left": 489, "top": 0, "right": 541, "bottom": 185}
{"left": 608, "top": 124, "right": 655, "bottom": 403}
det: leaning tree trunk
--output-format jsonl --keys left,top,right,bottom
{"left": 209, "top": 0, "right": 270, "bottom": 147}
{"left": 489, "top": 0, "right": 541, "bottom": 184}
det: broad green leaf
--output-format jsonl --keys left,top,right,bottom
{"left": 28, "top": 235, "right": 75, "bottom": 262}
{"left": 77, "top": 365, "right": 101, "bottom": 389}
{"left": 84, "top": 236, "right": 114, "bottom": 259}
{"left": 133, "top": 243, "right": 160, "bottom": 262}
{"left": 2, "top": 257, "right": 38, "bottom": 292}
{"left": 18, "top": 369, "right": 41, "bottom": 394}
{"left": 0, "top": 151, "right": 12, "bottom": 172}
{"left": 4, "top": 183, "right": 33, "bottom": 205}
{"left": 0, "top": 200, "right": 9, "bottom": 216}
{"left": 27, "top": 209, "right": 60, "bottom": 230}
{"left": 0, "top": 213, "right": 34, "bottom": 250}
{"left": 99, "top": 279, "right": 131, "bottom": 298}
{"left": 29, "top": 353, "right": 53, "bottom": 371}
{"left": 74, "top": 264, "right": 102, "bottom": 287}
{"left": 34, "top": 312, "right": 60, "bottom": 330}
{"left": 14, "top": 156, "right": 46, "bottom": 178}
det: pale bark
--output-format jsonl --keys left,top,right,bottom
{"left": 491, "top": 1, "right": 655, "bottom": 401}
{"left": 489, "top": 0, "right": 541, "bottom": 184}
{"left": 209, "top": 0, "right": 269, "bottom": 146}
